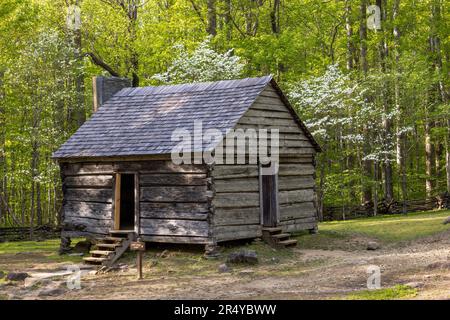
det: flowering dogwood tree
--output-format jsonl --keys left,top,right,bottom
{"left": 288, "top": 65, "right": 405, "bottom": 218}
{"left": 152, "top": 37, "right": 244, "bottom": 84}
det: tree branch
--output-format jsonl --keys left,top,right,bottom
{"left": 84, "top": 52, "right": 121, "bottom": 77}
{"left": 188, "top": 0, "right": 206, "bottom": 25}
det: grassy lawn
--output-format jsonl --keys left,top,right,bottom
{"left": 295, "top": 209, "right": 450, "bottom": 249}
{"left": 343, "top": 285, "right": 418, "bottom": 300}
{"left": 0, "top": 238, "right": 85, "bottom": 265}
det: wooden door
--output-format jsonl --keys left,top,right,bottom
{"left": 260, "top": 168, "right": 279, "bottom": 227}
{"left": 113, "top": 173, "right": 121, "bottom": 230}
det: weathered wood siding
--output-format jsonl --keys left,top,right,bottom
{"left": 211, "top": 84, "right": 318, "bottom": 239}
{"left": 60, "top": 160, "right": 212, "bottom": 243}
{"left": 278, "top": 155, "right": 317, "bottom": 232}
{"left": 60, "top": 162, "right": 115, "bottom": 236}
{"left": 138, "top": 161, "right": 211, "bottom": 244}
{"left": 212, "top": 164, "right": 261, "bottom": 241}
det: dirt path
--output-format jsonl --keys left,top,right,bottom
{"left": 1, "top": 233, "right": 449, "bottom": 300}
{"left": 63, "top": 233, "right": 450, "bottom": 300}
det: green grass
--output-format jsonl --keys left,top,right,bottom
{"left": 295, "top": 209, "right": 450, "bottom": 249}
{"left": 344, "top": 285, "right": 418, "bottom": 300}
{"left": 0, "top": 239, "right": 62, "bottom": 254}
{"left": 0, "top": 238, "right": 85, "bottom": 263}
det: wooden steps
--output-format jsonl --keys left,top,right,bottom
{"left": 262, "top": 227, "right": 297, "bottom": 248}
{"left": 83, "top": 230, "right": 135, "bottom": 267}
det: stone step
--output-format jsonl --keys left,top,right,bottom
{"left": 83, "top": 257, "right": 108, "bottom": 264}
{"left": 96, "top": 236, "right": 124, "bottom": 242}
{"left": 109, "top": 230, "right": 135, "bottom": 235}
{"left": 90, "top": 250, "right": 115, "bottom": 257}
{"left": 262, "top": 227, "right": 283, "bottom": 234}
{"left": 272, "top": 233, "right": 290, "bottom": 240}
{"left": 278, "top": 239, "right": 297, "bottom": 247}
{"left": 96, "top": 243, "right": 121, "bottom": 249}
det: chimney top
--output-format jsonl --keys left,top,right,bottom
{"left": 93, "top": 76, "right": 132, "bottom": 112}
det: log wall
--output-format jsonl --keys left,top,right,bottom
{"left": 60, "top": 162, "right": 115, "bottom": 236}
{"left": 211, "top": 84, "right": 318, "bottom": 239}
{"left": 60, "top": 160, "right": 212, "bottom": 243}
{"left": 138, "top": 162, "right": 211, "bottom": 244}
{"left": 212, "top": 163, "right": 261, "bottom": 241}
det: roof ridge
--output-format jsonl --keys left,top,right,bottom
{"left": 115, "top": 75, "right": 273, "bottom": 97}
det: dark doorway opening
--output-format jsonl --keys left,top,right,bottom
{"left": 261, "top": 164, "right": 279, "bottom": 227}
{"left": 119, "top": 174, "right": 135, "bottom": 230}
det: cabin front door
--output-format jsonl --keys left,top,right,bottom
{"left": 114, "top": 173, "right": 138, "bottom": 231}
{"left": 260, "top": 164, "right": 279, "bottom": 227}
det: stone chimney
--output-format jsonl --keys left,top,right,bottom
{"left": 92, "top": 76, "right": 132, "bottom": 112}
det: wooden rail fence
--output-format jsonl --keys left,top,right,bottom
{"left": 0, "top": 225, "right": 59, "bottom": 242}
{"left": 323, "top": 192, "right": 450, "bottom": 221}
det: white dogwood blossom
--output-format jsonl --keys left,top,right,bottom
{"left": 152, "top": 37, "right": 244, "bottom": 84}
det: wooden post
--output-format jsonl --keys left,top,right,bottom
{"left": 137, "top": 251, "right": 143, "bottom": 280}
{"left": 130, "top": 237, "right": 145, "bottom": 280}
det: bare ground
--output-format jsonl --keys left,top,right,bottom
{"left": 1, "top": 231, "right": 449, "bottom": 300}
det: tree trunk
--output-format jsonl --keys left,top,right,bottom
{"left": 425, "top": 116, "right": 434, "bottom": 198}
{"left": 224, "top": 0, "right": 232, "bottom": 40}
{"left": 0, "top": 69, "right": 5, "bottom": 222}
{"left": 345, "top": 0, "right": 354, "bottom": 70}
{"left": 360, "top": 0, "right": 372, "bottom": 204}
{"left": 270, "top": 0, "right": 280, "bottom": 34}
{"left": 376, "top": 0, "right": 394, "bottom": 203}
{"left": 128, "top": 1, "right": 139, "bottom": 87}
{"left": 373, "top": 161, "right": 379, "bottom": 216}
{"left": 36, "top": 182, "right": 42, "bottom": 226}
{"left": 392, "top": 0, "right": 407, "bottom": 213}
{"left": 446, "top": 120, "right": 450, "bottom": 193}
{"left": 206, "top": 0, "right": 217, "bottom": 36}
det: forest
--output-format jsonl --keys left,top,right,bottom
{"left": 0, "top": 0, "right": 448, "bottom": 227}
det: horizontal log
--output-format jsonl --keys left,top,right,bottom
{"left": 63, "top": 221, "right": 111, "bottom": 235}
{"left": 279, "top": 189, "right": 315, "bottom": 204}
{"left": 213, "top": 165, "right": 259, "bottom": 179}
{"left": 279, "top": 155, "right": 314, "bottom": 163}
{"left": 65, "top": 188, "right": 112, "bottom": 203}
{"left": 140, "top": 173, "right": 207, "bottom": 186}
{"left": 238, "top": 116, "right": 298, "bottom": 127}
{"left": 114, "top": 161, "right": 206, "bottom": 173}
{"left": 64, "top": 216, "right": 112, "bottom": 227}
{"left": 236, "top": 123, "right": 304, "bottom": 134}
{"left": 214, "top": 178, "right": 259, "bottom": 193}
{"left": 64, "top": 175, "right": 113, "bottom": 188}
{"left": 62, "top": 230, "right": 108, "bottom": 238}
{"left": 278, "top": 133, "right": 310, "bottom": 141}
{"left": 140, "top": 235, "right": 209, "bottom": 244}
{"left": 140, "top": 186, "right": 209, "bottom": 202}
{"left": 257, "top": 90, "right": 281, "bottom": 99}
{"left": 280, "top": 221, "right": 317, "bottom": 233}
{"left": 250, "top": 102, "right": 290, "bottom": 113}
{"left": 140, "top": 202, "right": 208, "bottom": 220}
{"left": 245, "top": 109, "right": 292, "bottom": 119}
{"left": 278, "top": 176, "right": 315, "bottom": 191}
{"left": 213, "top": 192, "right": 260, "bottom": 208}
{"left": 279, "top": 140, "right": 314, "bottom": 148}
{"left": 64, "top": 201, "right": 112, "bottom": 219}
{"left": 62, "top": 163, "right": 114, "bottom": 175}
{"left": 279, "top": 202, "right": 316, "bottom": 220}
{"left": 140, "top": 218, "right": 209, "bottom": 237}
{"left": 215, "top": 224, "right": 261, "bottom": 241}
{"left": 279, "top": 147, "right": 316, "bottom": 155}
{"left": 279, "top": 164, "right": 315, "bottom": 176}
{"left": 214, "top": 207, "right": 260, "bottom": 226}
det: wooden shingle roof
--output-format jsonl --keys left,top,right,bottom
{"left": 53, "top": 76, "right": 320, "bottom": 159}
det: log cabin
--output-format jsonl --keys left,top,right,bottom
{"left": 52, "top": 75, "right": 321, "bottom": 261}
